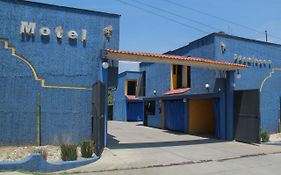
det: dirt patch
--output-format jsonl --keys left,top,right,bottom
{"left": 0, "top": 145, "right": 84, "bottom": 162}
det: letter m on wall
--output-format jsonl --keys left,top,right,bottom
{"left": 20, "top": 21, "right": 36, "bottom": 35}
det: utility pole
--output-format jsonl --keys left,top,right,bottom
{"left": 265, "top": 30, "right": 268, "bottom": 42}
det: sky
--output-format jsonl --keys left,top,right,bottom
{"left": 30, "top": 0, "right": 281, "bottom": 72}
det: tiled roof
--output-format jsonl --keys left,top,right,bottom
{"left": 164, "top": 88, "right": 191, "bottom": 95}
{"left": 104, "top": 49, "right": 248, "bottom": 70}
{"left": 126, "top": 95, "right": 139, "bottom": 100}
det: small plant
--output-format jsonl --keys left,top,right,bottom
{"left": 60, "top": 144, "right": 77, "bottom": 161}
{"left": 34, "top": 148, "right": 48, "bottom": 160}
{"left": 260, "top": 130, "right": 270, "bottom": 142}
{"left": 80, "top": 140, "right": 95, "bottom": 158}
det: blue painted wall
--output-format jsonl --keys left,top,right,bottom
{"left": 113, "top": 71, "right": 141, "bottom": 121}
{"left": 140, "top": 63, "right": 170, "bottom": 97}
{"left": 141, "top": 33, "right": 281, "bottom": 133}
{"left": 0, "top": 0, "right": 120, "bottom": 145}
{"left": 214, "top": 34, "right": 281, "bottom": 132}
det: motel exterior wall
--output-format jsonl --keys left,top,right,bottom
{"left": 140, "top": 33, "right": 281, "bottom": 134}
{"left": 113, "top": 71, "right": 142, "bottom": 121}
{"left": 0, "top": 0, "right": 120, "bottom": 145}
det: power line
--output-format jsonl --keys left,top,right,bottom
{"left": 133, "top": 0, "right": 222, "bottom": 32}
{"left": 116, "top": 0, "right": 209, "bottom": 34}
{"left": 163, "top": 0, "right": 281, "bottom": 41}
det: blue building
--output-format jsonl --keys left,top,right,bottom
{"left": 140, "top": 33, "right": 281, "bottom": 143}
{"left": 0, "top": 0, "right": 120, "bottom": 145}
{"left": 113, "top": 71, "right": 144, "bottom": 121}
{"left": 107, "top": 32, "right": 281, "bottom": 143}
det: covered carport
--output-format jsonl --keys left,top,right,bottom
{"left": 103, "top": 49, "right": 248, "bottom": 149}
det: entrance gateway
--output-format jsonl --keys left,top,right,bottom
{"left": 101, "top": 49, "right": 248, "bottom": 153}
{"left": 234, "top": 89, "right": 260, "bottom": 144}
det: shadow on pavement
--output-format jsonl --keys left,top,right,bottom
{"left": 107, "top": 134, "right": 224, "bottom": 149}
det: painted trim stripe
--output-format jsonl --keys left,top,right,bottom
{"left": 0, "top": 38, "right": 92, "bottom": 90}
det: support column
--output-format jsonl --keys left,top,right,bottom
{"left": 226, "top": 71, "right": 235, "bottom": 140}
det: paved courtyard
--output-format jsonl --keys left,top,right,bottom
{"left": 63, "top": 121, "right": 281, "bottom": 174}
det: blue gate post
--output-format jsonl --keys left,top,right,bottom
{"left": 226, "top": 71, "right": 235, "bottom": 140}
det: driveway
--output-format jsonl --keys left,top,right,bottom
{"left": 64, "top": 121, "right": 281, "bottom": 174}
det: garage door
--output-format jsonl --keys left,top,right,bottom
{"left": 127, "top": 102, "right": 144, "bottom": 121}
{"left": 189, "top": 99, "right": 216, "bottom": 136}
{"left": 164, "top": 100, "right": 185, "bottom": 132}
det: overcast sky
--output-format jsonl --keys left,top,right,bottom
{"left": 31, "top": 0, "right": 281, "bottom": 72}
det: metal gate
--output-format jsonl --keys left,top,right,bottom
{"left": 234, "top": 89, "right": 260, "bottom": 144}
{"left": 92, "top": 81, "right": 106, "bottom": 156}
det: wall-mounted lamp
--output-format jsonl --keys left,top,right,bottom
{"left": 153, "top": 89, "right": 157, "bottom": 96}
{"left": 102, "top": 61, "right": 109, "bottom": 69}
{"left": 103, "top": 25, "right": 113, "bottom": 42}
{"left": 236, "top": 70, "right": 241, "bottom": 79}
{"left": 220, "top": 41, "right": 226, "bottom": 54}
{"left": 205, "top": 83, "right": 210, "bottom": 92}
{"left": 183, "top": 98, "right": 187, "bottom": 103}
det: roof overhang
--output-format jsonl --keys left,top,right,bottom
{"left": 104, "top": 49, "right": 248, "bottom": 71}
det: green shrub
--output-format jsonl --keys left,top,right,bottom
{"left": 34, "top": 148, "right": 48, "bottom": 160}
{"left": 60, "top": 144, "right": 77, "bottom": 161}
{"left": 80, "top": 140, "right": 95, "bottom": 158}
{"left": 260, "top": 130, "right": 270, "bottom": 142}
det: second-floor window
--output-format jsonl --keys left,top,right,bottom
{"left": 171, "top": 65, "right": 191, "bottom": 90}
{"left": 126, "top": 80, "right": 137, "bottom": 95}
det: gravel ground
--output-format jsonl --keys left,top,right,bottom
{"left": 0, "top": 145, "right": 84, "bottom": 162}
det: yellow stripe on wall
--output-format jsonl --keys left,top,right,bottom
{"left": 0, "top": 38, "right": 92, "bottom": 90}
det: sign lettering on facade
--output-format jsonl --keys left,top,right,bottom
{"left": 20, "top": 21, "right": 87, "bottom": 42}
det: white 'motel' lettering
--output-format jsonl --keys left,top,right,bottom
{"left": 82, "top": 29, "right": 87, "bottom": 41}
{"left": 20, "top": 21, "right": 36, "bottom": 35}
{"left": 55, "top": 26, "right": 63, "bottom": 39}
{"left": 20, "top": 21, "right": 87, "bottom": 42}
{"left": 67, "top": 30, "right": 78, "bottom": 40}
{"left": 40, "top": 27, "right": 51, "bottom": 36}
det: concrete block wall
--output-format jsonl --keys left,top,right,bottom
{"left": 140, "top": 63, "right": 170, "bottom": 97}
{"left": 0, "top": 0, "right": 120, "bottom": 145}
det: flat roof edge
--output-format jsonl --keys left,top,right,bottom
{"left": 10, "top": 0, "right": 121, "bottom": 17}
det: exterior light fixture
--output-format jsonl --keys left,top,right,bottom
{"left": 205, "top": 83, "right": 210, "bottom": 92}
{"left": 183, "top": 98, "right": 187, "bottom": 103}
{"left": 153, "top": 89, "right": 157, "bottom": 96}
{"left": 236, "top": 70, "right": 241, "bottom": 79}
{"left": 102, "top": 61, "right": 109, "bottom": 69}
{"left": 220, "top": 41, "right": 226, "bottom": 54}
{"left": 103, "top": 25, "right": 113, "bottom": 42}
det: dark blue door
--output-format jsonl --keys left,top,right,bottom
{"left": 127, "top": 102, "right": 144, "bottom": 121}
{"left": 165, "top": 100, "right": 185, "bottom": 132}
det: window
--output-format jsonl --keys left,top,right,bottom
{"left": 125, "top": 80, "right": 137, "bottom": 95}
{"left": 145, "top": 101, "right": 155, "bottom": 115}
{"left": 171, "top": 65, "right": 191, "bottom": 90}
